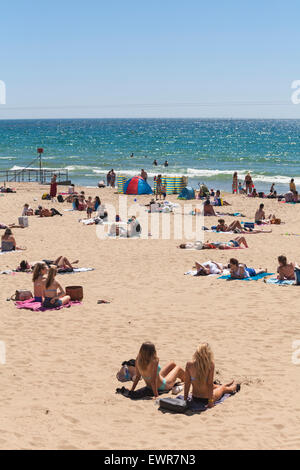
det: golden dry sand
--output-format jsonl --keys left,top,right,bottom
{"left": 0, "top": 182, "right": 299, "bottom": 450}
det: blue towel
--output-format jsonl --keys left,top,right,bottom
{"left": 266, "top": 278, "right": 295, "bottom": 285}
{"left": 218, "top": 272, "right": 274, "bottom": 281}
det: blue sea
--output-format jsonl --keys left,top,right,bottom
{"left": 0, "top": 118, "right": 300, "bottom": 193}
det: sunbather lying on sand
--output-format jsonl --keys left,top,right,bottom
{"left": 179, "top": 236, "right": 248, "bottom": 250}
{"left": 37, "top": 206, "right": 63, "bottom": 217}
{"left": 43, "top": 256, "right": 79, "bottom": 272}
{"left": 229, "top": 258, "right": 267, "bottom": 279}
{"left": 277, "top": 255, "right": 297, "bottom": 280}
{"left": 215, "top": 219, "right": 272, "bottom": 234}
{"left": 116, "top": 359, "right": 141, "bottom": 383}
{"left": 131, "top": 342, "right": 185, "bottom": 399}
{"left": 205, "top": 236, "right": 248, "bottom": 250}
{"left": 184, "top": 343, "right": 240, "bottom": 407}
{"left": 194, "top": 261, "right": 224, "bottom": 275}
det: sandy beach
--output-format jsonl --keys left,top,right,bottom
{"left": 0, "top": 182, "right": 300, "bottom": 450}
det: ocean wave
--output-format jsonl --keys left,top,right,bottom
{"left": 8, "top": 164, "right": 300, "bottom": 186}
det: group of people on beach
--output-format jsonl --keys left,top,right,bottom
{"left": 32, "top": 260, "right": 72, "bottom": 308}
{"left": 232, "top": 172, "right": 299, "bottom": 202}
{"left": 117, "top": 342, "right": 239, "bottom": 405}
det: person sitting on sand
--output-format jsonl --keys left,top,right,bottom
{"left": 22, "top": 204, "right": 34, "bottom": 216}
{"left": 32, "top": 262, "right": 48, "bottom": 302}
{"left": 1, "top": 228, "right": 25, "bottom": 252}
{"left": 213, "top": 190, "right": 230, "bottom": 206}
{"left": 194, "top": 261, "right": 224, "bottom": 275}
{"left": 41, "top": 266, "right": 71, "bottom": 309}
{"left": 184, "top": 343, "right": 240, "bottom": 407}
{"left": 204, "top": 199, "right": 217, "bottom": 216}
{"left": 94, "top": 196, "right": 101, "bottom": 211}
{"left": 267, "top": 190, "right": 277, "bottom": 199}
{"left": 248, "top": 188, "right": 258, "bottom": 198}
{"left": 277, "top": 255, "right": 296, "bottom": 281}
{"left": 205, "top": 236, "right": 249, "bottom": 250}
{"left": 131, "top": 342, "right": 185, "bottom": 399}
{"left": 229, "top": 258, "right": 267, "bottom": 279}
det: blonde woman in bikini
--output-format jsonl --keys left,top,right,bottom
{"left": 32, "top": 262, "right": 48, "bottom": 302}
{"left": 131, "top": 342, "right": 185, "bottom": 399}
{"left": 42, "top": 266, "right": 70, "bottom": 309}
{"left": 184, "top": 343, "right": 240, "bottom": 407}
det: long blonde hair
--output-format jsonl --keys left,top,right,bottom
{"left": 193, "top": 343, "right": 214, "bottom": 384}
{"left": 32, "top": 262, "right": 46, "bottom": 282}
{"left": 137, "top": 342, "right": 157, "bottom": 371}
{"left": 45, "top": 266, "right": 57, "bottom": 289}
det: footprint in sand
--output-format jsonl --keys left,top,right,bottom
{"left": 62, "top": 414, "right": 80, "bottom": 425}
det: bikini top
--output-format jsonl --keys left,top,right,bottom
{"left": 142, "top": 364, "right": 161, "bottom": 381}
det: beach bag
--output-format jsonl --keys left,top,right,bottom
{"left": 18, "top": 216, "right": 28, "bottom": 227}
{"left": 42, "top": 193, "right": 51, "bottom": 200}
{"left": 159, "top": 398, "right": 187, "bottom": 413}
{"left": 11, "top": 290, "right": 33, "bottom": 301}
{"left": 259, "top": 192, "right": 265, "bottom": 198}
{"left": 295, "top": 268, "right": 300, "bottom": 285}
{"left": 66, "top": 286, "right": 83, "bottom": 301}
{"left": 57, "top": 194, "right": 64, "bottom": 203}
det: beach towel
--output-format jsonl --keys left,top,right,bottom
{"left": 115, "top": 386, "right": 168, "bottom": 400}
{"left": 0, "top": 249, "right": 23, "bottom": 255}
{"left": 266, "top": 278, "right": 295, "bottom": 285}
{"left": 58, "top": 267, "right": 94, "bottom": 274}
{"left": 180, "top": 246, "right": 245, "bottom": 251}
{"left": 218, "top": 272, "right": 274, "bottom": 281}
{"left": 185, "top": 269, "right": 230, "bottom": 277}
{"left": 15, "top": 298, "right": 81, "bottom": 311}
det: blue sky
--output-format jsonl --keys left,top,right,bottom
{"left": 1, "top": 0, "right": 300, "bottom": 119}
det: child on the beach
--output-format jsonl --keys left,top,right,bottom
{"left": 86, "top": 197, "right": 94, "bottom": 218}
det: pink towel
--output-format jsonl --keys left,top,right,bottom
{"left": 15, "top": 298, "right": 81, "bottom": 311}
